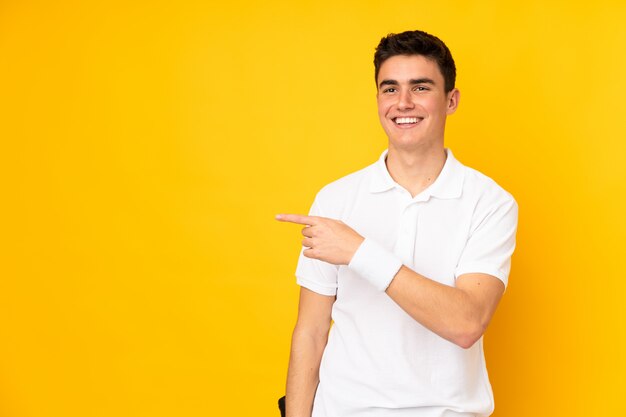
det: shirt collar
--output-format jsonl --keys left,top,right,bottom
{"left": 369, "top": 148, "right": 465, "bottom": 200}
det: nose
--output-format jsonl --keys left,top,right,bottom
{"left": 397, "top": 89, "right": 414, "bottom": 110}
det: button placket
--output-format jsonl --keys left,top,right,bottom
{"left": 394, "top": 203, "right": 420, "bottom": 267}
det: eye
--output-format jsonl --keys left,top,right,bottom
{"left": 383, "top": 87, "right": 396, "bottom": 93}
{"left": 413, "top": 86, "right": 429, "bottom": 92}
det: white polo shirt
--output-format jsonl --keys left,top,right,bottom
{"left": 295, "top": 148, "right": 518, "bottom": 417}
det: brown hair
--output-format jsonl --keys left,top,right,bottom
{"left": 374, "top": 30, "right": 456, "bottom": 92}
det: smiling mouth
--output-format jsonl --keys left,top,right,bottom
{"left": 393, "top": 117, "right": 423, "bottom": 126}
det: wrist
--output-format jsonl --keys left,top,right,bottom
{"left": 348, "top": 238, "right": 403, "bottom": 291}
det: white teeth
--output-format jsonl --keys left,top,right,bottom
{"left": 395, "top": 117, "right": 419, "bottom": 124}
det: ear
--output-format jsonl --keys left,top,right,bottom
{"left": 446, "top": 88, "right": 460, "bottom": 115}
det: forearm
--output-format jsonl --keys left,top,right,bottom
{"left": 285, "top": 328, "right": 328, "bottom": 417}
{"left": 385, "top": 266, "right": 481, "bottom": 348}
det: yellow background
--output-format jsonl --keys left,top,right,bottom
{"left": 1, "top": 1, "right": 625, "bottom": 416}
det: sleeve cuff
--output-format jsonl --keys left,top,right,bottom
{"left": 454, "top": 262, "right": 509, "bottom": 291}
{"left": 296, "top": 275, "right": 338, "bottom": 296}
{"left": 348, "top": 238, "right": 403, "bottom": 291}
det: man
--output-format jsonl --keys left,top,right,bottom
{"left": 276, "top": 30, "right": 518, "bottom": 417}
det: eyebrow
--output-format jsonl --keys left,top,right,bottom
{"left": 378, "top": 78, "right": 436, "bottom": 89}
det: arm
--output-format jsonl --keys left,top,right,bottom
{"left": 286, "top": 287, "right": 334, "bottom": 417}
{"left": 276, "top": 213, "right": 512, "bottom": 350}
{"left": 386, "top": 268, "right": 504, "bottom": 348}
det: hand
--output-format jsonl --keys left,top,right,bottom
{"left": 276, "top": 214, "right": 364, "bottom": 265}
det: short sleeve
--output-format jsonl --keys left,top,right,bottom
{"left": 454, "top": 195, "right": 519, "bottom": 290}
{"left": 295, "top": 198, "right": 339, "bottom": 296}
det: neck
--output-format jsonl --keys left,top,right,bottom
{"left": 385, "top": 142, "right": 447, "bottom": 198}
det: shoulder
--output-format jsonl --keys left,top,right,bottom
{"left": 461, "top": 164, "right": 517, "bottom": 209}
{"left": 458, "top": 164, "right": 518, "bottom": 232}
{"left": 311, "top": 161, "right": 377, "bottom": 217}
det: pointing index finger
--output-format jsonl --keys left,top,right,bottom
{"left": 275, "top": 213, "right": 318, "bottom": 226}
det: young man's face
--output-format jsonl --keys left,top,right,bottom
{"left": 376, "top": 54, "right": 459, "bottom": 152}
